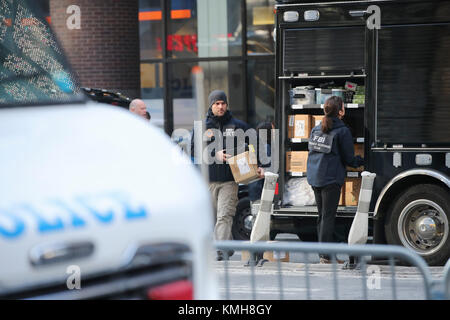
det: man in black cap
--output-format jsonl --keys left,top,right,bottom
{"left": 191, "top": 90, "right": 251, "bottom": 261}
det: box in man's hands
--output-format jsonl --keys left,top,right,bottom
{"left": 228, "top": 146, "right": 260, "bottom": 184}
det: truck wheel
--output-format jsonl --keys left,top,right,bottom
{"left": 384, "top": 184, "right": 450, "bottom": 266}
{"left": 232, "top": 197, "right": 252, "bottom": 240}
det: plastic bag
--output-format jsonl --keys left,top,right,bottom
{"left": 283, "top": 178, "right": 316, "bottom": 206}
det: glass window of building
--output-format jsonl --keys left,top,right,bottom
{"left": 168, "top": 0, "right": 242, "bottom": 58}
{"left": 247, "top": 58, "right": 275, "bottom": 126}
{"left": 139, "top": 0, "right": 163, "bottom": 59}
{"left": 246, "top": 0, "right": 275, "bottom": 55}
{"left": 137, "top": 0, "right": 276, "bottom": 134}
{"left": 170, "top": 61, "right": 245, "bottom": 131}
{"left": 141, "top": 62, "right": 164, "bottom": 127}
{"left": 139, "top": 0, "right": 164, "bottom": 127}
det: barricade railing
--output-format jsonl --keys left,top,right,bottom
{"left": 443, "top": 258, "right": 450, "bottom": 299}
{"left": 215, "top": 240, "right": 440, "bottom": 300}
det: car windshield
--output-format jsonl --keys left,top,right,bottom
{"left": 0, "top": 0, "right": 83, "bottom": 107}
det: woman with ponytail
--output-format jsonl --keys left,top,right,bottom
{"left": 306, "top": 96, "right": 364, "bottom": 264}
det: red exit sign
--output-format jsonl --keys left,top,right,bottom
{"left": 155, "top": 33, "right": 232, "bottom": 53}
{"left": 156, "top": 34, "right": 198, "bottom": 53}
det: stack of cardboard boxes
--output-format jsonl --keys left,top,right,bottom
{"left": 344, "top": 143, "right": 364, "bottom": 206}
{"left": 344, "top": 177, "right": 361, "bottom": 206}
{"left": 286, "top": 113, "right": 364, "bottom": 207}
{"left": 287, "top": 114, "right": 324, "bottom": 140}
{"left": 312, "top": 115, "right": 324, "bottom": 127}
{"left": 288, "top": 114, "right": 311, "bottom": 140}
{"left": 286, "top": 114, "right": 316, "bottom": 174}
{"left": 285, "top": 151, "right": 308, "bottom": 173}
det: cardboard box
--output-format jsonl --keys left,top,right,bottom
{"left": 263, "top": 249, "right": 290, "bottom": 262}
{"left": 228, "top": 149, "right": 260, "bottom": 184}
{"left": 339, "top": 184, "right": 345, "bottom": 206}
{"left": 354, "top": 143, "right": 364, "bottom": 157}
{"left": 242, "top": 241, "right": 290, "bottom": 262}
{"left": 288, "top": 114, "right": 312, "bottom": 139}
{"left": 345, "top": 177, "right": 361, "bottom": 206}
{"left": 347, "top": 144, "right": 364, "bottom": 172}
{"left": 286, "top": 151, "right": 308, "bottom": 172}
{"left": 312, "top": 115, "right": 325, "bottom": 128}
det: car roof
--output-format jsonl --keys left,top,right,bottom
{"left": 0, "top": 102, "right": 213, "bottom": 292}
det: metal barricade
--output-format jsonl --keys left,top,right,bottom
{"left": 443, "top": 258, "right": 450, "bottom": 299}
{"left": 215, "top": 241, "right": 439, "bottom": 300}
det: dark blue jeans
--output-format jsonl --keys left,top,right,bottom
{"left": 312, "top": 183, "right": 341, "bottom": 259}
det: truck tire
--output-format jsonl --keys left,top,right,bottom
{"left": 232, "top": 197, "right": 252, "bottom": 240}
{"left": 384, "top": 184, "right": 450, "bottom": 266}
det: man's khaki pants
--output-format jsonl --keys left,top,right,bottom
{"left": 209, "top": 181, "right": 239, "bottom": 241}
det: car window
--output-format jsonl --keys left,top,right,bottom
{"left": 0, "top": 0, "right": 84, "bottom": 107}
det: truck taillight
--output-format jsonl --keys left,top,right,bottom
{"left": 275, "top": 182, "right": 279, "bottom": 195}
{"left": 147, "top": 280, "right": 193, "bottom": 300}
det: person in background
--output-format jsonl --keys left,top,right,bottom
{"left": 191, "top": 90, "right": 263, "bottom": 261}
{"left": 306, "top": 96, "right": 364, "bottom": 264}
{"left": 248, "top": 121, "right": 274, "bottom": 203}
{"left": 129, "top": 99, "right": 150, "bottom": 121}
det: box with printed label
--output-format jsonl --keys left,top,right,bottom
{"left": 339, "top": 184, "right": 345, "bottom": 206}
{"left": 288, "top": 114, "right": 312, "bottom": 139}
{"left": 312, "top": 115, "right": 325, "bottom": 128}
{"left": 263, "top": 249, "right": 290, "bottom": 262}
{"left": 345, "top": 177, "right": 361, "bottom": 206}
{"left": 286, "top": 151, "right": 308, "bottom": 172}
{"left": 242, "top": 241, "right": 290, "bottom": 262}
{"left": 228, "top": 148, "right": 260, "bottom": 184}
{"left": 347, "top": 144, "right": 364, "bottom": 172}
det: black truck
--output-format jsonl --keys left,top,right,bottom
{"left": 271, "top": 0, "right": 450, "bottom": 265}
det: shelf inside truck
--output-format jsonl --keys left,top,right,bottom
{"left": 289, "top": 138, "right": 309, "bottom": 143}
{"left": 287, "top": 171, "right": 363, "bottom": 177}
{"left": 279, "top": 73, "right": 366, "bottom": 80}
{"left": 287, "top": 171, "right": 306, "bottom": 177}
{"left": 291, "top": 103, "right": 364, "bottom": 110}
{"left": 273, "top": 205, "right": 360, "bottom": 218}
{"left": 290, "top": 137, "right": 364, "bottom": 143}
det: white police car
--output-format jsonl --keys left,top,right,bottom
{"left": 0, "top": 0, "right": 217, "bottom": 300}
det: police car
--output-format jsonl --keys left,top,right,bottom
{"left": 0, "top": 0, "right": 217, "bottom": 299}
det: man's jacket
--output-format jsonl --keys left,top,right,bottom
{"left": 191, "top": 108, "right": 250, "bottom": 182}
{"left": 307, "top": 117, "right": 363, "bottom": 187}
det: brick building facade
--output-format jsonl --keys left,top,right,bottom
{"left": 49, "top": 0, "right": 140, "bottom": 99}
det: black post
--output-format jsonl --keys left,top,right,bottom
{"left": 162, "top": 0, "right": 174, "bottom": 136}
{"left": 241, "top": 0, "right": 248, "bottom": 124}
